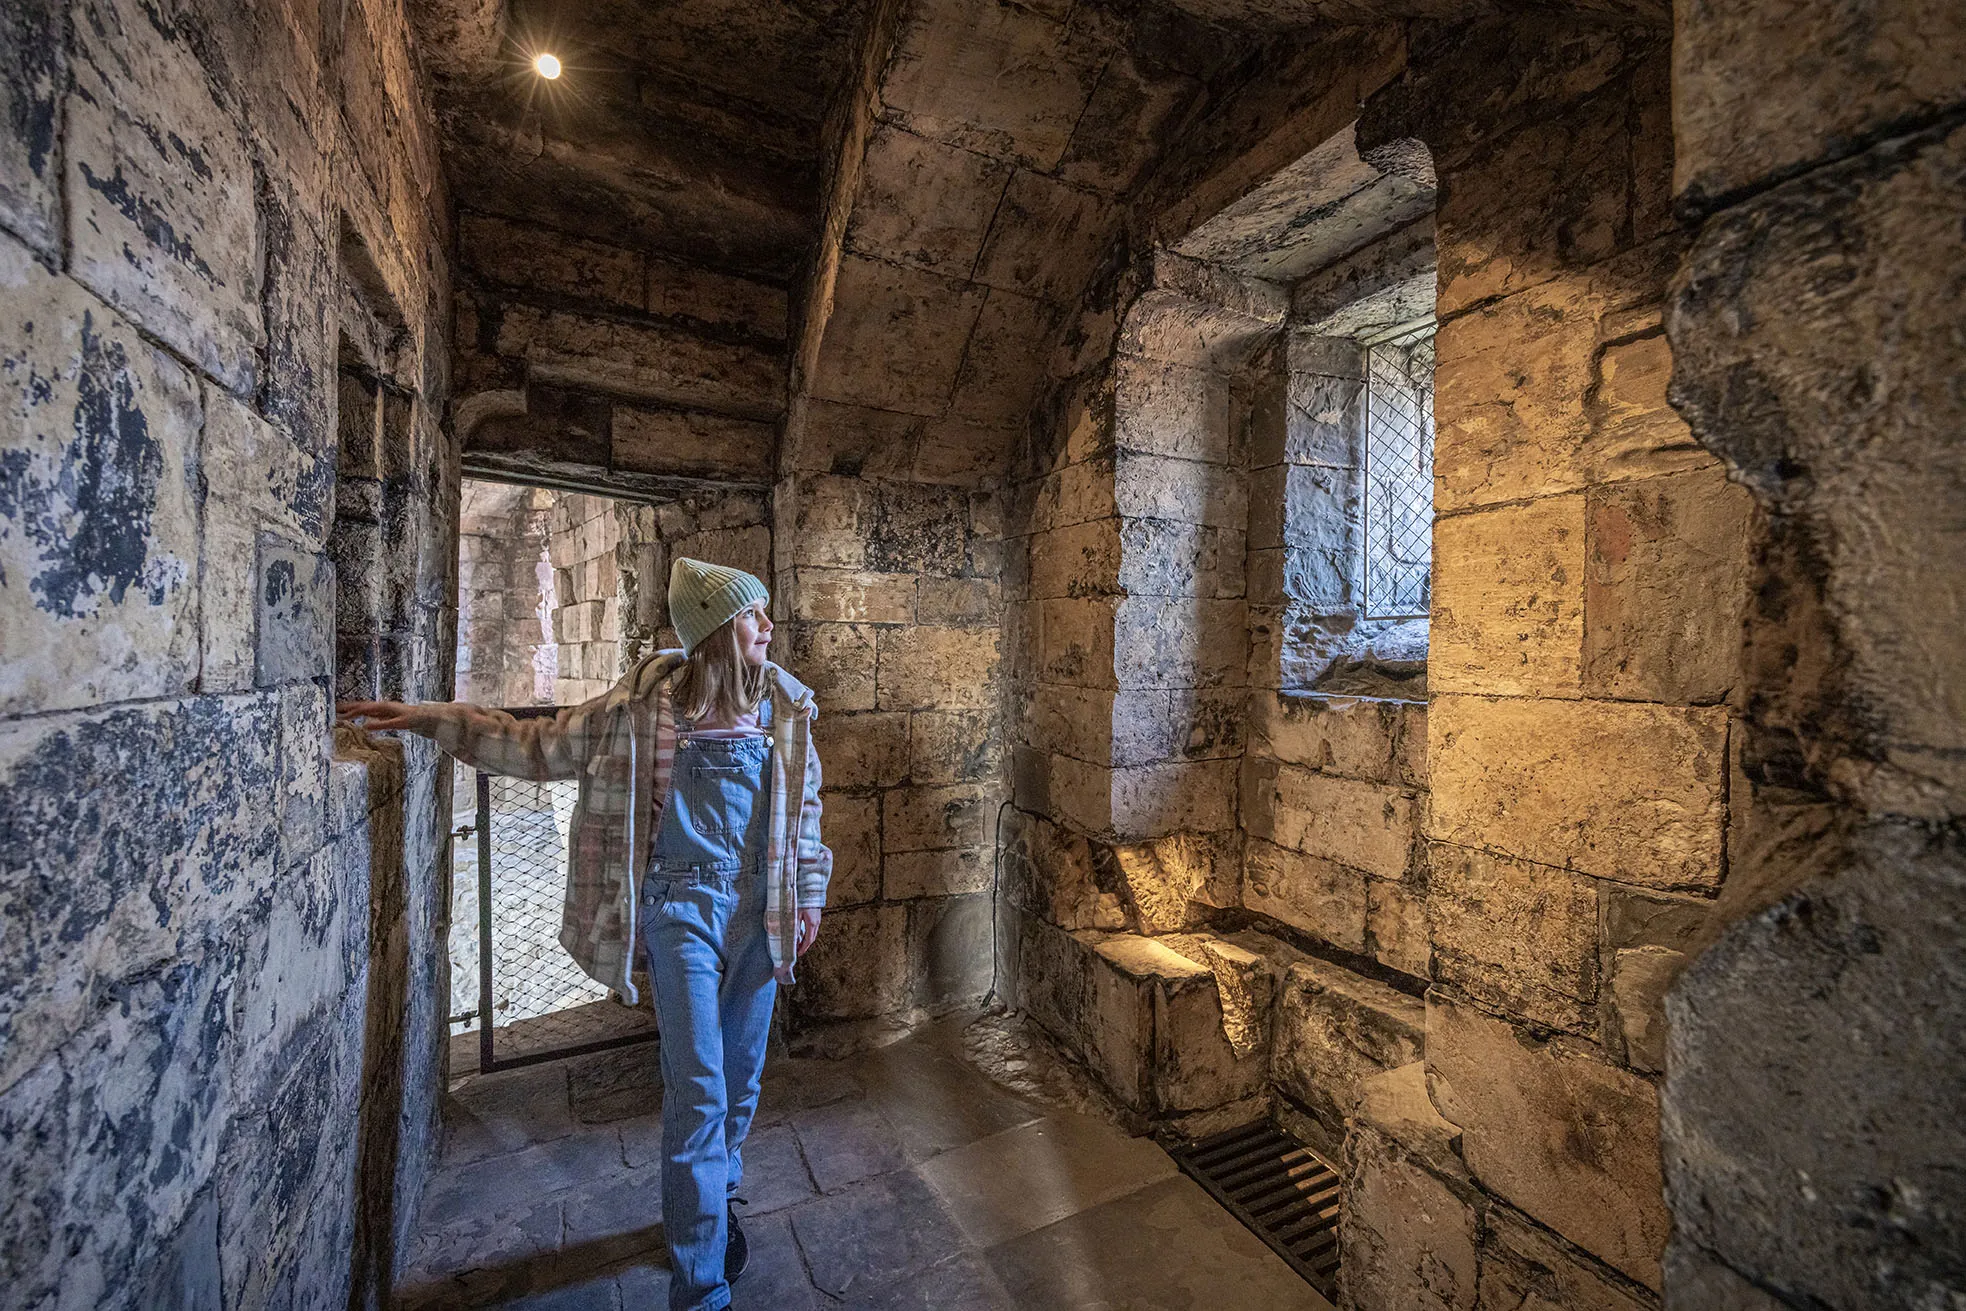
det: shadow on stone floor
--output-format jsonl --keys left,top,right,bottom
{"left": 397, "top": 1008, "right": 1332, "bottom": 1310}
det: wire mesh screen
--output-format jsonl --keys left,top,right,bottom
{"left": 448, "top": 716, "right": 657, "bottom": 1072}
{"left": 1363, "top": 328, "right": 1437, "bottom": 618}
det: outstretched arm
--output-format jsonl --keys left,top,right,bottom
{"left": 338, "top": 693, "right": 608, "bottom": 782}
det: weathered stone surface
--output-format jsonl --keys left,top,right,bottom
{"left": 1112, "top": 596, "right": 1246, "bottom": 691}
{"left": 0, "top": 0, "right": 63, "bottom": 256}
{"left": 1083, "top": 933, "right": 1263, "bottom": 1117}
{"left": 1352, "top": 1062, "right": 1463, "bottom": 1176}
{"left": 1244, "top": 837, "right": 1368, "bottom": 954}
{"left": 1268, "top": 767, "right": 1416, "bottom": 882}
{"left": 909, "top": 709, "right": 1000, "bottom": 784}
{"left": 1110, "top": 831, "right": 1235, "bottom": 934}
{"left": 1, "top": 245, "right": 202, "bottom": 716}
{"left": 611, "top": 406, "right": 775, "bottom": 481}
{"left": 645, "top": 258, "right": 789, "bottom": 340}
{"left": 494, "top": 305, "right": 782, "bottom": 419}
{"left": 1366, "top": 876, "right": 1430, "bottom": 980}
{"left": 1272, "top": 959, "right": 1425, "bottom": 1152}
{"left": 1112, "top": 354, "right": 1234, "bottom": 464}
{"left": 1253, "top": 693, "right": 1418, "bottom": 784}
{"left": 1584, "top": 465, "right": 1751, "bottom": 706}
{"left": 1585, "top": 327, "right": 1710, "bottom": 486}
{"left": 1430, "top": 694, "right": 1727, "bottom": 890}
{"left": 810, "top": 255, "right": 985, "bottom": 416}
{"left": 1431, "top": 497, "right": 1586, "bottom": 699}
{"left": 67, "top": 0, "right": 264, "bottom": 392}
{"left": 792, "top": 904, "right": 911, "bottom": 1022}
{"left": 1477, "top": 1206, "right": 1653, "bottom": 1311}
{"left": 887, "top": 847, "right": 991, "bottom": 900}
{"left": 1119, "top": 519, "right": 1244, "bottom": 601}
{"left": 972, "top": 170, "right": 1110, "bottom": 304}
{"left": 910, "top": 891, "right": 994, "bottom": 1009}
{"left": 789, "top": 568, "right": 917, "bottom": 625}
{"left": 819, "top": 792, "right": 881, "bottom": 908}
{"left": 460, "top": 214, "right": 643, "bottom": 311}
{"left": 1607, "top": 945, "right": 1678, "bottom": 1075}
{"left": 1001, "top": 807, "right": 1126, "bottom": 932}
{"left": 1660, "top": 1242, "right": 1790, "bottom": 1311}
{"left": 815, "top": 711, "right": 910, "bottom": 790}
{"left": 1428, "top": 992, "right": 1668, "bottom": 1288}
{"left": 788, "top": 623, "right": 878, "bottom": 712}
{"left": 1430, "top": 843, "right": 1600, "bottom": 1034}
{"left": 1665, "top": 825, "right": 1966, "bottom": 1311}
{"left": 876, "top": 625, "right": 999, "bottom": 711}
{"left": 1340, "top": 1120, "right": 1478, "bottom": 1311}
{"left": 1673, "top": 0, "right": 1966, "bottom": 210}
{"left": 1113, "top": 453, "right": 1247, "bottom": 530}
{"left": 1106, "top": 758, "right": 1239, "bottom": 840}
{"left": 882, "top": 783, "right": 993, "bottom": 854}
{"left": 256, "top": 534, "right": 335, "bottom": 687}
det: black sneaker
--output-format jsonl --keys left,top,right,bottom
{"left": 724, "top": 1200, "right": 749, "bottom": 1282}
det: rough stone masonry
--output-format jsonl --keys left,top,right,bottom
{"left": 2, "top": 0, "right": 1960, "bottom": 1308}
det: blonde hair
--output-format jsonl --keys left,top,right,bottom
{"left": 671, "top": 612, "right": 768, "bottom": 724}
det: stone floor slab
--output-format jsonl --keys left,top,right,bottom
{"left": 791, "top": 1096, "right": 909, "bottom": 1193}
{"left": 915, "top": 1112, "right": 1180, "bottom": 1248}
{"left": 736, "top": 1121, "right": 820, "bottom": 1214}
{"left": 445, "top": 1064, "right": 578, "bottom": 1166}
{"left": 788, "top": 1170, "right": 968, "bottom": 1298}
{"left": 985, "top": 1175, "right": 1334, "bottom": 1311}
{"left": 839, "top": 1249, "right": 1019, "bottom": 1311}
{"left": 855, "top": 1037, "right": 1046, "bottom": 1162}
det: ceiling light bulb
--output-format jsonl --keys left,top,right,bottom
{"left": 533, "top": 53, "right": 562, "bottom": 79}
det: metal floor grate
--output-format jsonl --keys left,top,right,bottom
{"left": 1168, "top": 1121, "right": 1343, "bottom": 1298}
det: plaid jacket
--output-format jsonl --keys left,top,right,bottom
{"left": 430, "top": 651, "right": 831, "bottom": 1000}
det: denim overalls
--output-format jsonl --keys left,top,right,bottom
{"left": 640, "top": 699, "right": 777, "bottom": 1311}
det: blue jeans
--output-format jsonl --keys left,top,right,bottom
{"left": 641, "top": 733, "right": 777, "bottom": 1311}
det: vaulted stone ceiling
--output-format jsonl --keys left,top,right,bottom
{"left": 410, "top": 0, "right": 866, "bottom": 281}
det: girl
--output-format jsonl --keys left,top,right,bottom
{"left": 341, "top": 557, "right": 830, "bottom": 1311}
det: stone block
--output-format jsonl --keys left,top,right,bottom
{"left": 882, "top": 783, "right": 993, "bottom": 854}
{"left": 810, "top": 254, "right": 985, "bottom": 416}
{"left": 1584, "top": 328, "right": 1711, "bottom": 486}
{"left": 784, "top": 475, "right": 875, "bottom": 568}
{"left": 868, "top": 480, "right": 969, "bottom": 577}
{"left": 947, "top": 289, "right": 1054, "bottom": 429}
{"left": 1027, "top": 520, "right": 1121, "bottom": 600}
{"left": 881, "top": 0, "right": 1101, "bottom": 172}
{"left": 1340, "top": 1121, "right": 1478, "bottom": 1311}
{"left": 1107, "top": 759, "right": 1238, "bottom": 840}
{"left": 1366, "top": 876, "right": 1430, "bottom": 980}
{"left": 814, "top": 711, "right": 909, "bottom": 790}
{"left": 1584, "top": 465, "right": 1752, "bottom": 706}
{"left": 1000, "top": 808, "right": 1125, "bottom": 932}
{"left": 875, "top": 625, "right": 999, "bottom": 711}
{"left": 1112, "top": 355, "right": 1235, "bottom": 464}
{"left": 908, "top": 710, "right": 1000, "bottom": 784}
{"left": 1110, "top": 687, "right": 1244, "bottom": 767}
{"left": 255, "top": 535, "right": 335, "bottom": 686}
{"left": 1283, "top": 368, "right": 1365, "bottom": 468}
{"left": 910, "top": 892, "right": 994, "bottom": 1009}
{"left": 1270, "top": 767, "right": 1416, "bottom": 881}
{"left": 1427, "top": 992, "right": 1667, "bottom": 1288}
{"left": 1084, "top": 934, "right": 1263, "bottom": 1116}
{"left": 1607, "top": 945, "right": 1679, "bottom": 1075}
{"left": 1118, "top": 520, "right": 1244, "bottom": 601}
{"left": 886, "top": 847, "right": 992, "bottom": 900}
{"left": 846, "top": 122, "right": 1012, "bottom": 277}
{"left": 0, "top": 0, "right": 63, "bottom": 255}
{"left": 913, "top": 416, "right": 1019, "bottom": 486}
{"left": 788, "top": 569, "right": 917, "bottom": 625}
{"left": 611, "top": 406, "right": 774, "bottom": 481}
{"left": 1114, "top": 453, "right": 1247, "bottom": 530}
{"left": 1036, "top": 596, "right": 1117, "bottom": 689}
{"left": 1661, "top": 1242, "right": 1790, "bottom": 1311}
{"left": 1429, "top": 694, "right": 1728, "bottom": 890}
{"left": 916, "top": 577, "right": 1000, "bottom": 627}
{"left": 972, "top": 169, "right": 1111, "bottom": 304}
{"left": 1253, "top": 693, "right": 1416, "bottom": 784}
{"left": 645, "top": 256, "right": 788, "bottom": 339}
{"left": 1477, "top": 1206, "right": 1653, "bottom": 1311}
{"left": 1028, "top": 456, "right": 1116, "bottom": 533}
{"left": 1433, "top": 247, "right": 1675, "bottom": 513}
{"left": 1272, "top": 959, "right": 1425, "bottom": 1152}
{"left": 460, "top": 213, "right": 642, "bottom": 309}
{"left": 788, "top": 623, "right": 878, "bottom": 712}
{"left": 494, "top": 304, "right": 782, "bottom": 419}
{"left": 1429, "top": 843, "right": 1600, "bottom": 1034}
{"left": 0, "top": 245, "right": 202, "bottom": 716}
{"left": 1352, "top": 1062, "right": 1464, "bottom": 1177}
{"left": 782, "top": 399, "right": 919, "bottom": 481}
{"left": 1673, "top": 0, "right": 1966, "bottom": 209}
{"left": 1244, "top": 838, "right": 1369, "bottom": 954}
{"left": 817, "top": 792, "right": 880, "bottom": 908}
{"left": 792, "top": 904, "right": 910, "bottom": 1021}
{"left": 1112, "top": 597, "right": 1245, "bottom": 691}
{"left": 1431, "top": 496, "right": 1586, "bottom": 699}
{"left": 67, "top": 0, "right": 263, "bottom": 392}
{"left": 1110, "top": 831, "right": 1236, "bottom": 934}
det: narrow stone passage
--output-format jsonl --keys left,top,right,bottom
{"left": 401, "top": 1012, "right": 1329, "bottom": 1310}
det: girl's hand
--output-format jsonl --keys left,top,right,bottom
{"left": 795, "top": 907, "right": 822, "bottom": 959}
{"left": 338, "top": 700, "right": 435, "bottom": 736}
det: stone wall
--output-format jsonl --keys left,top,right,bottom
{"left": 0, "top": 1, "right": 455, "bottom": 1307}
{"left": 453, "top": 212, "right": 784, "bottom": 496}
{"left": 457, "top": 481, "right": 555, "bottom": 707}
{"left": 1661, "top": 3, "right": 1966, "bottom": 1306}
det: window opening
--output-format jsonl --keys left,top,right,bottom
{"left": 1362, "top": 319, "right": 1436, "bottom": 619}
